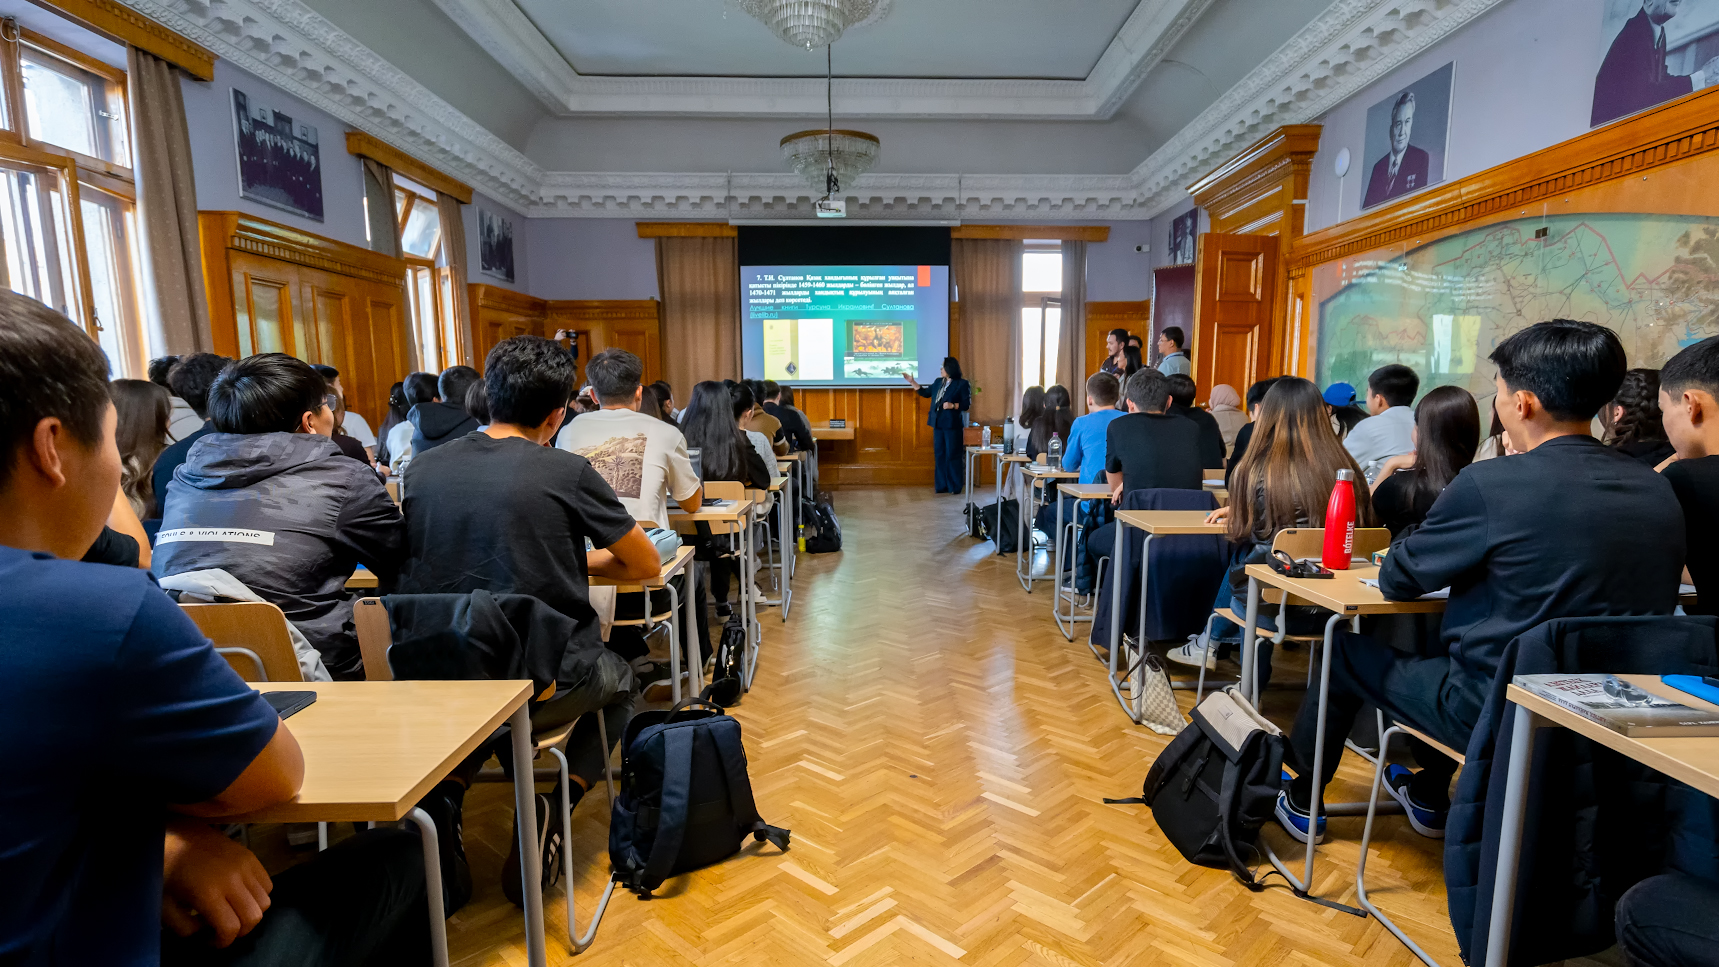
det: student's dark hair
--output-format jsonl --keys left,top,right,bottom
{"left": 762, "top": 379, "right": 780, "bottom": 399}
{"left": 1228, "top": 377, "right": 1374, "bottom": 543}
{"left": 1407, "top": 385, "right": 1480, "bottom": 509}
{"left": 586, "top": 348, "right": 643, "bottom": 405}
{"left": 730, "top": 380, "right": 756, "bottom": 420}
{"left": 1045, "top": 384, "right": 1071, "bottom": 411}
{"left": 311, "top": 364, "right": 340, "bottom": 382}
{"left": 111, "top": 378, "right": 170, "bottom": 515}
{"left": 147, "top": 355, "right": 179, "bottom": 390}
{"left": 1125, "top": 369, "right": 1173, "bottom": 413}
{"left": 1245, "top": 376, "right": 1283, "bottom": 411}
{"left": 780, "top": 385, "right": 796, "bottom": 407}
{"left": 438, "top": 365, "right": 481, "bottom": 407}
{"left": 650, "top": 380, "right": 675, "bottom": 406}
{"left": 403, "top": 371, "right": 439, "bottom": 406}
{"left": 1166, "top": 373, "right": 1198, "bottom": 409}
{"left": 484, "top": 336, "right": 574, "bottom": 427}
{"left": 1086, "top": 371, "right": 1120, "bottom": 407}
{"left": 167, "top": 352, "right": 231, "bottom": 419}
{"left": 1660, "top": 335, "right": 1719, "bottom": 400}
{"left": 639, "top": 383, "right": 672, "bottom": 423}
{"left": 681, "top": 379, "right": 750, "bottom": 480}
{"left": 206, "top": 353, "right": 328, "bottom": 434}
{"left": 463, "top": 379, "right": 490, "bottom": 425}
{"left": 942, "top": 356, "right": 963, "bottom": 380}
{"left": 1019, "top": 386, "right": 1045, "bottom": 429}
{"left": 1367, "top": 363, "right": 1420, "bottom": 408}
{"left": 1605, "top": 368, "right": 1669, "bottom": 450}
{"left": 1489, "top": 318, "right": 1627, "bottom": 421}
{"left": 0, "top": 293, "right": 111, "bottom": 489}
{"left": 1108, "top": 328, "right": 1130, "bottom": 345}
{"left": 1122, "top": 344, "right": 1145, "bottom": 376}
{"left": 386, "top": 381, "right": 409, "bottom": 420}
{"left": 1127, "top": 335, "right": 1143, "bottom": 348}
{"left": 1161, "top": 326, "right": 1185, "bottom": 350}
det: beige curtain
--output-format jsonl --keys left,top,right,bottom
{"left": 656, "top": 236, "right": 741, "bottom": 393}
{"left": 127, "top": 47, "right": 211, "bottom": 354}
{"left": 953, "top": 237, "right": 1022, "bottom": 424}
{"left": 1059, "top": 240, "right": 1087, "bottom": 415}
{"left": 436, "top": 193, "right": 473, "bottom": 365}
{"left": 361, "top": 159, "right": 401, "bottom": 258}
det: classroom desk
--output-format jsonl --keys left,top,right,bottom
{"left": 757, "top": 476, "right": 793, "bottom": 620}
{"left": 1202, "top": 477, "right": 1230, "bottom": 505}
{"left": 809, "top": 423, "right": 854, "bottom": 440}
{"left": 775, "top": 462, "right": 797, "bottom": 580}
{"left": 963, "top": 446, "right": 1006, "bottom": 543}
{"left": 1485, "top": 675, "right": 1719, "bottom": 967}
{"left": 1238, "top": 562, "right": 1447, "bottom": 906}
{"left": 1015, "top": 464, "right": 1078, "bottom": 591}
{"left": 346, "top": 567, "right": 378, "bottom": 590}
{"left": 590, "top": 544, "right": 701, "bottom": 703}
{"left": 238, "top": 680, "right": 542, "bottom": 967}
{"left": 1104, "top": 511, "right": 1229, "bottom": 722}
{"left": 670, "top": 499, "right": 759, "bottom": 690}
{"left": 1052, "top": 483, "right": 1113, "bottom": 640}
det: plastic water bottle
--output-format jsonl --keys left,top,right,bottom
{"left": 1048, "top": 432, "right": 1063, "bottom": 470}
{"left": 982, "top": 424, "right": 992, "bottom": 449}
{"left": 1002, "top": 418, "right": 1016, "bottom": 454}
{"left": 1321, "top": 469, "right": 1357, "bottom": 570}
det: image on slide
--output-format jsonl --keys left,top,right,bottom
{"left": 844, "top": 318, "right": 917, "bottom": 379}
{"left": 764, "top": 318, "right": 834, "bottom": 381}
{"left": 849, "top": 322, "right": 904, "bottom": 358}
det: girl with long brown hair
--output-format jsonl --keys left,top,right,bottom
{"left": 110, "top": 378, "right": 171, "bottom": 518}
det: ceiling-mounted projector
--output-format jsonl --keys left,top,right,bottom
{"left": 815, "top": 198, "right": 846, "bottom": 218}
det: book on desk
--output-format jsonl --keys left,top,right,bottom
{"left": 1516, "top": 674, "right": 1719, "bottom": 737}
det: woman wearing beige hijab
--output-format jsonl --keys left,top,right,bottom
{"left": 1209, "top": 383, "right": 1247, "bottom": 451}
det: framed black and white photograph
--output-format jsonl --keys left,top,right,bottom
{"left": 231, "top": 88, "right": 323, "bottom": 221}
{"left": 479, "top": 208, "right": 515, "bottom": 283}
{"left": 1360, "top": 62, "right": 1454, "bottom": 210}
{"left": 1593, "top": 0, "right": 1719, "bottom": 126}
{"left": 1168, "top": 208, "right": 1199, "bottom": 265}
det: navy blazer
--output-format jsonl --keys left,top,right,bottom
{"left": 917, "top": 377, "right": 970, "bottom": 429}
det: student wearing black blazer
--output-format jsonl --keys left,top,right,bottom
{"left": 904, "top": 356, "right": 971, "bottom": 493}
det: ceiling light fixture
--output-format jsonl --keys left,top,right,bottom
{"left": 780, "top": 44, "right": 879, "bottom": 203}
{"left": 736, "top": 0, "right": 885, "bottom": 50}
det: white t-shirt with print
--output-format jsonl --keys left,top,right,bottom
{"left": 556, "top": 407, "right": 700, "bottom": 528}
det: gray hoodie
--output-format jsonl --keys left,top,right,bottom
{"left": 153, "top": 431, "right": 404, "bottom": 678}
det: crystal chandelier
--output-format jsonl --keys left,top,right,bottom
{"left": 780, "top": 45, "right": 879, "bottom": 197}
{"left": 736, "top": 0, "right": 884, "bottom": 50}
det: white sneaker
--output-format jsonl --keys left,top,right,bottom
{"left": 1165, "top": 634, "right": 1216, "bottom": 670}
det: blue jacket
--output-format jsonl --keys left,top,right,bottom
{"left": 917, "top": 377, "right": 970, "bottom": 429}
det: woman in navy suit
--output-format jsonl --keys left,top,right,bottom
{"left": 904, "top": 356, "right": 971, "bottom": 493}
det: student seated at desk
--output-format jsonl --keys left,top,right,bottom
{"left": 398, "top": 335, "right": 661, "bottom": 907}
{"left": 1047, "top": 372, "right": 1122, "bottom": 594}
{"left": 409, "top": 365, "right": 482, "bottom": 457}
{"left": 153, "top": 353, "right": 405, "bottom": 681}
{"left": 1027, "top": 384, "right": 1074, "bottom": 462}
{"left": 763, "top": 379, "right": 814, "bottom": 452}
{"left": 151, "top": 352, "right": 231, "bottom": 523}
{"left": 1344, "top": 363, "right": 1420, "bottom": 483}
{"left": 1166, "top": 373, "right": 1225, "bottom": 469}
{"left": 681, "top": 380, "right": 773, "bottom": 621}
{"left": 1604, "top": 367, "right": 1676, "bottom": 467}
{"left": 384, "top": 371, "right": 436, "bottom": 476}
{"left": 1657, "top": 335, "right": 1719, "bottom": 615}
{"left": 1178, "top": 377, "right": 1375, "bottom": 673}
{"left": 1224, "top": 376, "right": 1282, "bottom": 486}
{"left": 0, "top": 292, "right": 428, "bottom": 967}
{"left": 1276, "top": 320, "right": 1685, "bottom": 845}
{"left": 1368, "top": 385, "right": 1481, "bottom": 537}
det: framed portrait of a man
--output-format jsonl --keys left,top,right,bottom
{"left": 1168, "top": 209, "right": 1198, "bottom": 265}
{"left": 1359, "top": 62, "right": 1454, "bottom": 211}
{"left": 1593, "top": 0, "right": 1719, "bottom": 127}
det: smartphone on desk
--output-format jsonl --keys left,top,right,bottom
{"left": 703, "top": 498, "right": 734, "bottom": 508}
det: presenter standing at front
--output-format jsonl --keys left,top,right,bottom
{"left": 905, "top": 356, "right": 970, "bottom": 494}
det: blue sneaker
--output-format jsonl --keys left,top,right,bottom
{"left": 1274, "top": 790, "right": 1325, "bottom": 845}
{"left": 1383, "top": 764, "right": 1447, "bottom": 838}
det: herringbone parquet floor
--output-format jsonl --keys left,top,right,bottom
{"left": 447, "top": 487, "right": 1463, "bottom": 967}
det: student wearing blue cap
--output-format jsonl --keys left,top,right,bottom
{"left": 1323, "top": 381, "right": 1368, "bottom": 438}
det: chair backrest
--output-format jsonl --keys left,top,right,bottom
{"left": 1270, "top": 527, "right": 1391, "bottom": 561}
{"left": 1203, "top": 468, "right": 1226, "bottom": 481}
{"left": 704, "top": 480, "right": 745, "bottom": 501}
{"left": 353, "top": 596, "right": 393, "bottom": 681}
{"left": 181, "top": 601, "right": 304, "bottom": 683}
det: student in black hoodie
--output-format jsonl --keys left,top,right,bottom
{"left": 409, "top": 365, "right": 482, "bottom": 455}
{"left": 1166, "top": 373, "right": 1226, "bottom": 468}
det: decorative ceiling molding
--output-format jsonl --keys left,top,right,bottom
{"left": 425, "top": 0, "right": 1212, "bottom": 119}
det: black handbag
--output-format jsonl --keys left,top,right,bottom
{"left": 707, "top": 611, "right": 745, "bottom": 707}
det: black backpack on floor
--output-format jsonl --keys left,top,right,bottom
{"left": 610, "top": 694, "right": 790, "bottom": 896}
{"left": 708, "top": 612, "right": 744, "bottom": 707}
{"left": 977, "top": 498, "right": 1020, "bottom": 553}
{"left": 1107, "top": 687, "right": 1284, "bottom": 889}
{"left": 805, "top": 502, "right": 841, "bottom": 553}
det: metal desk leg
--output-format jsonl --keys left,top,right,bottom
{"left": 1051, "top": 492, "right": 1065, "bottom": 624}
{"left": 1104, "top": 516, "right": 1136, "bottom": 721}
{"left": 682, "top": 565, "right": 704, "bottom": 695}
{"left": 404, "top": 807, "right": 450, "bottom": 967}
{"left": 1484, "top": 703, "right": 1545, "bottom": 967}
{"left": 1132, "top": 533, "right": 1153, "bottom": 721}
{"left": 962, "top": 450, "right": 975, "bottom": 533}
{"left": 1301, "top": 613, "right": 1346, "bottom": 888}
{"left": 509, "top": 704, "right": 547, "bottom": 967}
{"left": 994, "top": 454, "right": 1007, "bottom": 554}
{"left": 1239, "top": 577, "right": 1262, "bottom": 705}
{"left": 743, "top": 522, "right": 759, "bottom": 690}
{"left": 664, "top": 581, "right": 682, "bottom": 704}
{"left": 777, "top": 484, "right": 792, "bottom": 619}
{"left": 1016, "top": 475, "right": 1030, "bottom": 587}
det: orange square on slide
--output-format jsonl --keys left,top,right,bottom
{"left": 917, "top": 265, "right": 930, "bottom": 287}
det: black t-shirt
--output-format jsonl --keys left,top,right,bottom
{"left": 1665, "top": 455, "right": 1719, "bottom": 615}
{"left": 1372, "top": 470, "right": 1440, "bottom": 537}
{"left": 1103, "top": 411, "right": 1204, "bottom": 494}
{"left": 80, "top": 526, "right": 140, "bottom": 568}
{"left": 331, "top": 431, "right": 370, "bottom": 464}
{"left": 397, "top": 433, "right": 636, "bottom": 646}
{"left": 1613, "top": 438, "right": 1676, "bottom": 467}
{"left": 1170, "top": 404, "right": 1226, "bottom": 469}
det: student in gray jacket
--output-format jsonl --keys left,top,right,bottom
{"left": 154, "top": 353, "right": 404, "bottom": 679}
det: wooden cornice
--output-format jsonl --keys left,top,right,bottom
{"left": 1086, "top": 300, "right": 1150, "bottom": 320}
{"left": 952, "top": 225, "right": 1109, "bottom": 242}
{"left": 200, "top": 211, "right": 406, "bottom": 286}
{"left": 1187, "top": 125, "right": 1322, "bottom": 226}
{"left": 637, "top": 222, "right": 737, "bottom": 238}
{"left": 470, "top": 283, "right": 545, "bottom": 313}
{"left": 345, "top": 132, "right": 472, "bottom": 204}
{"left": 1292, "top": 85, "right": 1719, "bottom": 271}
{"left": 548, "top": 299, "right": 660, "bottom": 321}
{"left": 34, "top": 0, "right": 215, "bottom": 79}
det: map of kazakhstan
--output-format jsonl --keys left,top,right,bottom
{"left": 1317, "top": 213, "right": 1719, "bottom": 399}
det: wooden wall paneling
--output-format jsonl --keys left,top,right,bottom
{"left": 795, "top": 387, "right": 938, "bottom": 487}
{"left": 1085, "top": 301, "right": 1151, "bottom": 380}
{"left": 546, "top": 299, "right": 663, "bottom": 386}
{"left": 1193, "top": 234, "right": 1278, "bottom": 403}
{"left": 468, "top": 284, "right": 547, "bottom": 371}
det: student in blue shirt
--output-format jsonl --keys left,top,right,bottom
{"left": 1041, "top": 372, "right": 1123, "bottom": 593}
{"left": 0, "top": 291, "right": 429, "bottom": 966}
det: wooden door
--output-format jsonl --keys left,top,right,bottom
{"left": 343, "top": 294, "right": 407, "bottom": 428}
{"left": 1192, "top": 234, "right": 1278, "bottom": 402}
{"left": 230, "top": 254, "right": 302, "bottom": 359}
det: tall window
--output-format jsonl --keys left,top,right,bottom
{"left": 0, "top": 26, "right": 150, "bottom": 375}
{"left": 393, "top": 174, "right": 462, "bottom": 371}
{"left": 1020, "top": 244, "right": 1062, "bottom": 391}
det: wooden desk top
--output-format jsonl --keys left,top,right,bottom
{"left": 1507, "top": 676, "right": 1719, "bottom": 799}
{"left": 345, "top": 568, "right": 378, "bottom": 590}
{"left": 1058, "top": 483, "right": 1112, "bottom": 498}
{"left": 778, "top": 451, "right": 804, "bottom": 461}
{"left": 811, "top": 425, "right": 855, "bottom": 440}
{"left": 668, "top": 498, "right": 754, "bottom": 523}
{"left": 966, "top": 445, "right": 1005, "bottom": 455}
{"left": 1001, "top": 453, "right": 1032, "bottom": 464}
{"left": 590, "top": 543, "right": 696, "bottom": 589}
{"left": 1114, "top": 509, "right": 1227, "bottom": 535}
{"left": 1242, "top": 563, "right": 1448, "bottom": 615}
{"left": 228, "top": 680, "right": 532, "bottom": 823}
{"left": 1021, "top": 465, "right": 1079, "bottom": 479}
{"left": 768, "top": 476, "right": 786, "bottom": 492}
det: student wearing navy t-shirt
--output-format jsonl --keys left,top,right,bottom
{"left": 0, "top": 292, "right": 427, "bottom": 966}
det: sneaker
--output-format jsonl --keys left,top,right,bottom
{"left": 1166, "top": 633, "right": 1217, "bottom": 670}
{"left": 1383, "top": 764, "right": 1447, "bottom": 839}
{"left": 502, "top": 792, "right": 565, "bottom": 907}
{"left": 1274, "top": 790, "right": 1326, "bottom": 845}
{"left": 416, "top": 779, "right": 473, "bottom": 913}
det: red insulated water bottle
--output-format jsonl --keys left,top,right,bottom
{"left": 1321, "top": 469, "right": 1357, "bottom": 570}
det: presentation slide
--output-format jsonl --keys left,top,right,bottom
{"left": 741, "top": 264, "right": 949, "bottom": 386}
